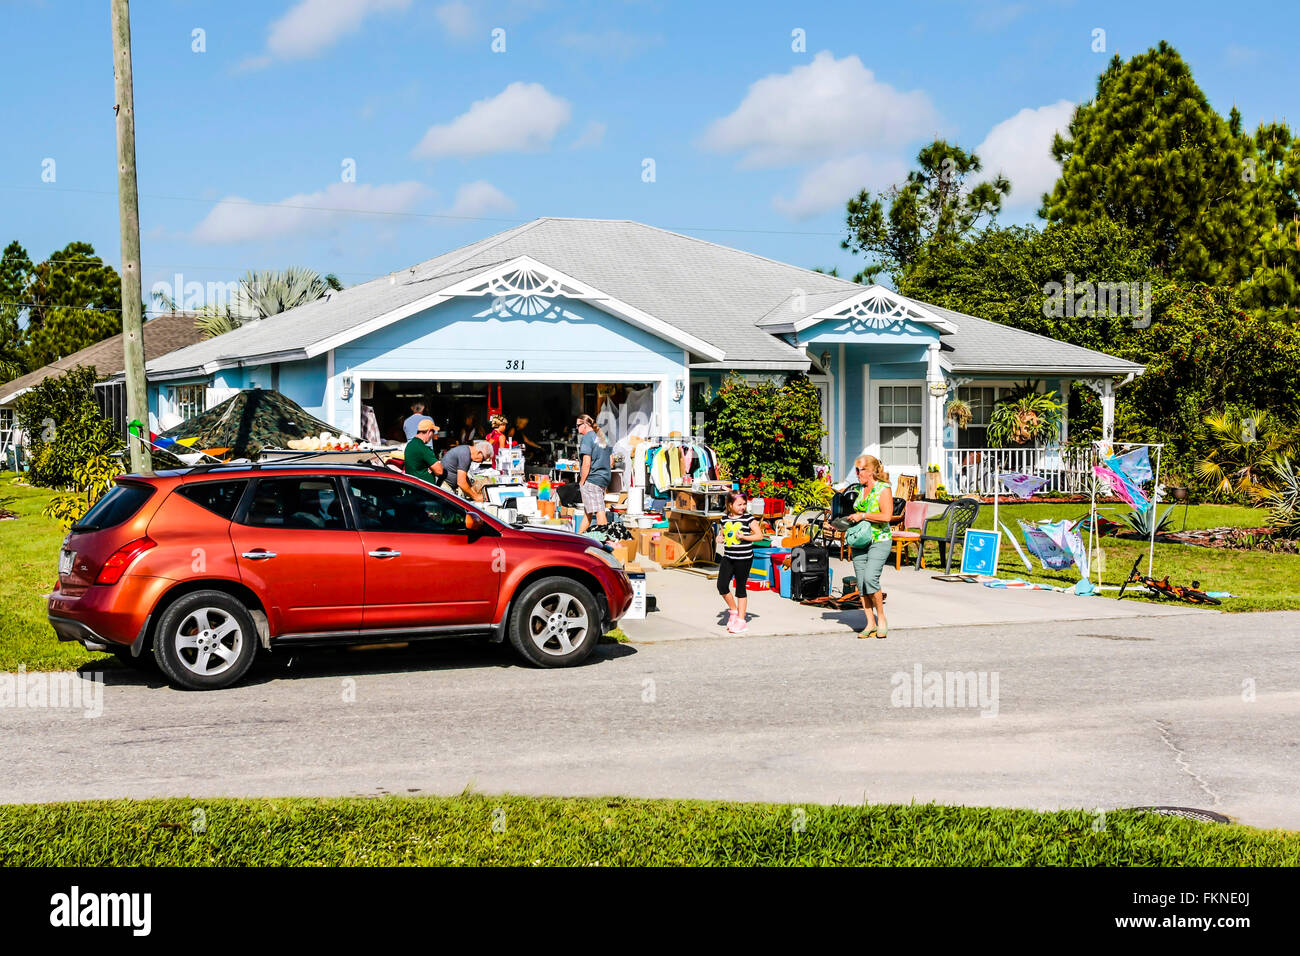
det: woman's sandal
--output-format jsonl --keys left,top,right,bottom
{"left": 858, "top": 627, "right": 877, "bottom": 639}
{"left": 876, "top": 624, "right": 888, "bottom": 639}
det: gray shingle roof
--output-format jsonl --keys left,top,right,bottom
{"left": 142, "top": 219, "right": 1143, "bottom": 380}
{"left": 145, "top": 219, "right": 861, "bottom": 377}
{"left": 923, "top": 302, "right": 1144, "bottom": 374}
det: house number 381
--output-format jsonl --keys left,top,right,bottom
{"left": 505, "top": 359, "right": 525, "bottom": 370}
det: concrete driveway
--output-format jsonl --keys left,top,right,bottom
{"left": 622, "top": 555, "right": 1202, "bottom": 642}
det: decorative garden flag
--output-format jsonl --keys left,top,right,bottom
{"left": 999, "top": 472, "right": 1048, "bottom": 499}
{"left": 1018, "top": 519, "right": 1090, "bottom": 579}
{"left": 1111, "top": 446, "right": 1153, "bottom": 483}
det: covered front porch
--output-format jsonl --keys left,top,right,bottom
{"left": 783, "top": 287, "right": 1135, "bottom": 494}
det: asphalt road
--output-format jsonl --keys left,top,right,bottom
{"left": 4, "top": 611, "right": 1299, "bottom": 830}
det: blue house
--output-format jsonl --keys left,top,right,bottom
{"left": 140, "top": 218, "right": 1143, "bottom": 492}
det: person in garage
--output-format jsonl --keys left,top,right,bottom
{"left": 402, "top": 419, "right": 440, "bottom": 484}
{"left": 403, "top": 401, "right": 432, "bottom": 441}
{"left": 438, "top": 440, "right": 492, "bottom": 502}
{"left": 575, "top": 413, "right": 612, "bottom": 534}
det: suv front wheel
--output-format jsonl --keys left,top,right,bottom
{"left": 153, "top": 590, "right": 258, "bottom": 690}
{"left": 508, "top": 576, "right": 601, "bottom": 668}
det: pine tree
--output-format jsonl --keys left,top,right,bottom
{"left": 1040, "top": 41, "right": 1260, "bottom": 284}
{"left": 843, "top": 140, "right": 1009, "bottom": 284}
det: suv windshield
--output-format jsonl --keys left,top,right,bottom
{"left": 71, "top": 482, "right": 155, "bottom": 532}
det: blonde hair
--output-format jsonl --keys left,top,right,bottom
{"left": 489, "top": 414, "right": 508, "bottom": 430}
{"left": 854, "top": 454, "right": 890, "bottom": 486}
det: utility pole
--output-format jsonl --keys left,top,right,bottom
{"left": 111, "top": 0, "right": 150, "bottom": 472}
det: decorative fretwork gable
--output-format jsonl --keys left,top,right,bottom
{"left": 796, "top": 285, "right": 957, "bottom": 335}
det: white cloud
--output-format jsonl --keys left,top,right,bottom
{"left": 435, "top": 1, "right": 475, "bottom": 38}
{"left": 975, "top": 100, "right": 1074, "bottom": 208}
{"left": 191, "top": 181, "right": 431, "bottom": 243}
{"left": 264, "top": 0, "right": 411, "bottom": 60}
{"left": 412, "top": 82, "right": 573, "bottom": 159}
{"left": 773, "top": 152, "right": 909, "bottom": 220}
{"left": 443, "top": 181, "right": 516, "bottom": 218}
{"left": 701, "top": 51, "right": 938, "bottom": 168}
{"left": 570, "top": 120, "right": 606, "bottom": 149}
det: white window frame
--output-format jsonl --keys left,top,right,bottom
{"left": 861, "top": 371, "right": 928, "bottom": 482}
{"left": 169, "top": 384, "right": 206, "bottom": 422}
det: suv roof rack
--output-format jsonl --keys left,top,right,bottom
{"left": 178, "top": 453, "right": 396, "bottom": 476}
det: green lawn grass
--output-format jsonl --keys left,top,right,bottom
{"left": 0, "top": 794, "right": 1295, "bottom": 866}
{"left": 0, "top": 475, "right": 111, "bottom": 672}
{"left": 915, "top": 499, "right": 1300, "bottom": 613}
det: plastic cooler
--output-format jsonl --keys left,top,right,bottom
{"left": 745, "top": 546, "right": 788, "bottom": 592}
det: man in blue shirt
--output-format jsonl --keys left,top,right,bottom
{"left": 575, "top": 414, "right": 612, "bottom": 533}
{"left": 403, "top": 402, "right": 436, "bottom": 441}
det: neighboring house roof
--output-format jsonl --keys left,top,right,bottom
{"left": 140, "top": 218, "right": 1144, "bottom": 381}
{"left": 0, "top": 312, "right": 205, "bottom": 406}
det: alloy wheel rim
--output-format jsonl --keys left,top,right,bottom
{"left": 528, "top": 592, "right": 589, "bottom": 656}
{"left": 175, "top": 607, "right": 244, "bottom": 677}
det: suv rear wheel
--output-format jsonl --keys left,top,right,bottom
{"left": 153, "top": 590, "right": 258, "bottom": 690}
{"left": 508, "top": 576, "right": 601, "bottom": 668}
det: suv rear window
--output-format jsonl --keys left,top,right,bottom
{"left": 72, "top": 482, "right": 155, "bottom": 532}
{"left": 177, "top": 480, "right": 248, "bottom": 520}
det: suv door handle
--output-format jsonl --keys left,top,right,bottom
{"left": 241, "top": 550, "right": 277, "bottom": 560}
{"left": 368, "top": 549, "right": 401, "bottom": 558}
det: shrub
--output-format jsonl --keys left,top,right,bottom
{"left": 784, "top": 477, "right": 833, "bottom": 513}
{"left": 1196, "top": 406, "right": 1298, "bottom": 500}
{"left": 43, "top": 453, "right": 124, "bottom": 530}
{"left": 13, "top": 366, "right": 123, "bottom": 488}
{"left": 1120, "top": 502, "right": 1176, "bottom": 537}
{"left": 1258, "top": 458, "right": 1300, "bottom": 539}
{"left": 704, "top": 373, "right": 827, "bottom": 495}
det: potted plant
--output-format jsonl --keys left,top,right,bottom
{"left": 986, "top": 382, "right": 1064, "bottom": 447}
{"left": 925, "top": 462, "right": 941, "bottom": 498}
{"left": 945, "top": 398, "right": 973, "bottom": 429}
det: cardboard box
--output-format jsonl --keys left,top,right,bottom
{"left": 653, "top": 537, "right": 687, "bottom": 565}
{"left": 611, "top": 539, "right": 637, "bottom": 564}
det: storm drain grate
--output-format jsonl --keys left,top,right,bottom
{"left": 1128, "top": 806, "right": 1231, "bottom": 824}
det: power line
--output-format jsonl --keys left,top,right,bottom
{"left": 0, "top": 183, "right": 847, "bottom": 238}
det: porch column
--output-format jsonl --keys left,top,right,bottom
{"left": 925, "top": 342, "right": 945, "bottom": 472}
{"left": 1101, "top": 378, "right": 1115, "bottom": 442}
{"left": 1059, "top": 378, "right": 1071, "bottom": 445}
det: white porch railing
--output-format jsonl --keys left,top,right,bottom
{"left": 941, "top": 446, "right": 1093, "bottom": 497}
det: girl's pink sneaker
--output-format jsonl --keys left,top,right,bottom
{"left": 729, "top": 614, "right": 748, "bottom": 634}
{"left": 725, "top": 610, "right": 737, "bottom": 630}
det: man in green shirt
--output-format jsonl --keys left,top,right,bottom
{"left": 403, "top": 419, "right": 440, "bottom": 484}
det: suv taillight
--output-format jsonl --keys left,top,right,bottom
{"left": 95, "top": 536, "right": 156, "bottom": 585}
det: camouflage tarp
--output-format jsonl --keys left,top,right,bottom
{"left": 158, "top": 388, "right": 355, "bottom": 461}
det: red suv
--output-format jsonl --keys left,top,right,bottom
{"left": 48, "top": 464, "right": 634, "bottom": 690}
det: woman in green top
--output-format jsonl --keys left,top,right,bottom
{"left": 848, "top": 454, "right": 894, "bottom": 639}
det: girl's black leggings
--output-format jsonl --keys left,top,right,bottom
{"left": 717, "top": 556, "right": 752, "bottom": 598}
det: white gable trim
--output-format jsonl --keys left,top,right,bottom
{"left": 792, "top": 285, "right": 958, "bottom": 335}
{"left": 307, "top": 255, "right": 726, "bottom": 362}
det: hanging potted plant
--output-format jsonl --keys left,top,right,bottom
{"left": 945, "top": 397, "right": 973, "bottom": 429}
{"left": 986, "top": 382, "right": 1064, "bottom": 448}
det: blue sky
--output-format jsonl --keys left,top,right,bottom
{"left": 3, "top": 0, "right": 1298, "bottom": 309}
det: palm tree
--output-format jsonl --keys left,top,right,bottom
{"left": 195, "top": 267, "right": 339, "bottom": 339}
{"left": 1197, "top": 407, "right": 1299, "bottom": 498}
